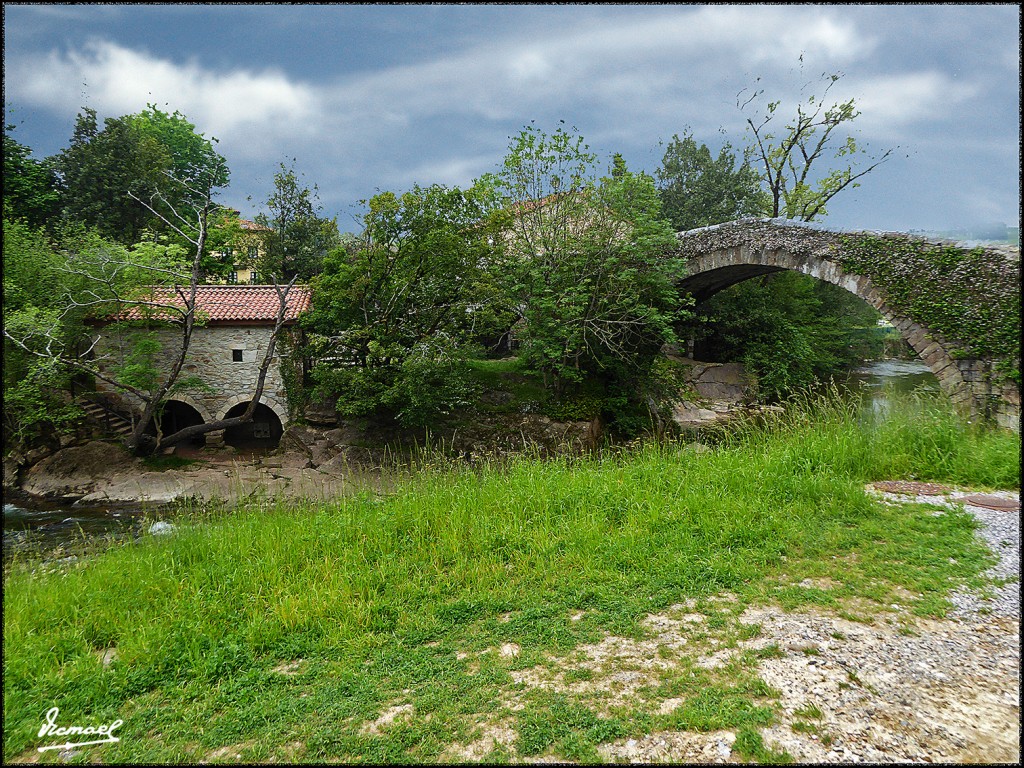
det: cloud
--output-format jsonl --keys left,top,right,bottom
{"left": 6, "top": 39, "right": 323, "bottom": 156}
{"left": 4, "top": 4, "right": 1014, "bottom": 230}
{"left": 843, "top": 72, "right": 979, "bottom": 137}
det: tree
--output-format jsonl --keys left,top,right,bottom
{"left": 304, "top": 182, "right": 505, "bottom": 426}
{"left": 4, "top": 168, "right": 297, "bottom": 456}
{"left": 739, "top": 68, "right": 894, "bottom": 221}
{"left": 51, "top": 106, "right": 229, "bottom": 244}
{"left": 255, "top": 161, "right": 341, "bottom": 281}
{"left": 2, "top": 124, "right": 60, "bottom": 229}
{"left": 656, "top": 130, "right": 768, "bottom": 231}
{"left": 491, "top": 123, "right": 685, "bottom": 395}
{"left": 2, "top": 220, "right": 85, "bottom": 448}
{"left": 690, "top": 271, "right": 883, "bottom": 402}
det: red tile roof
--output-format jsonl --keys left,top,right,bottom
{"left": 115, "top": 285, "right": 311, "bottom": 323}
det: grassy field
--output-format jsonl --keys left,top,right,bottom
{"left": 3, "top": 391, "right": 1019, "bottom": 763}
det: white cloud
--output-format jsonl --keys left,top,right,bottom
{"left": 7, "top": 39, "right": 323, "bottom": 156}
{"left": 5, "top": 5, "right": 1014, "bottom": 230}
{"left": 843, "top": 72, "right": 979, "bottom": 136}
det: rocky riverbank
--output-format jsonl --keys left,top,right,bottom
{"left": 6, "top": 360, "right": 765, "bottom": 506}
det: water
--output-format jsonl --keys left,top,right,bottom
{"left": 3, "top": 358, "right": 941, "bottom": 561}
{"left": 3, "top": 495, "right": 166, "bottom": 562}
{"left": 842, "top": 358, "right": 940, "bottom": 416}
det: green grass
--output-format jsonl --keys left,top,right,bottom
{"left": 3, "top": 390, "right": 1018, "bottom": 763}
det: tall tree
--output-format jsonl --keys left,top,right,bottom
{"left": 2, "top": 124, "right": 60, "bottom": 229}
{"left": 739, "top": 68, "right": 894, "bottom": 221}
{"left": 656, "top": 130, "right": 767, "bottom": 231}
{"left": 255, "top": 161, "right": 340, "bottom": 281}
{"left": 51, "top": 106, "right": 228, "bottom": 244}
{"left": 491, "top": 123, "right": 685, "bottom": 394}
{"left": 305, "top": 182, "right": 504, "bottom": 426}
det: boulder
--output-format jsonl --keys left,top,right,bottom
{"left": 2, "top": 456, "right": 20, "bottom": 491}
{"left": 691, "top": 362, "right": 755, "bottom": 403}
{"left": 279, "top": 425, "right": 322, "bottom": 457}
{"left": 22, "top": 440, "right": 139, "bottom": 498}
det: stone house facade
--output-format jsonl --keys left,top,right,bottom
{"left": 91, "top": 285, "right": 310, "bottom": 447}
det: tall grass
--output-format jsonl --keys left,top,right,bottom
{"left": 3, "top": 390, "right": 1018, "bottom": 761}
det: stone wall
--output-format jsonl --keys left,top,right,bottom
{"left": 673, "top": 218, "right": 1021, "bottom": 431}
{"left": 92, "top": 323, "right": 293, "bottom": 427}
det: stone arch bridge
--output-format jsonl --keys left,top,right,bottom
{"left": 671, "top": 218, "right": 1020, "bottom": 430}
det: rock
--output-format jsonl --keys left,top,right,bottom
{"left": 148, "top": 521, "right": 176, "bottom": 536}
{"left": 322, "top": 425, "right": 364, "bottom": 447}
{"left": 303, "top": 396, "right": 339, "bottom": 426}
{"left": 278, "top": 453, "right": 313, "bottom": 470}
{"left": 280, "top": 425, "right": 322, "bottom": 457}
{"left": 317, "top": 450, "right": 353, "bottom": 475}
{"left": 2, "top": 456, "right": 20, "bottom": 491}
{"left": 22, "top": 441, "right": 138, "bottom": 498}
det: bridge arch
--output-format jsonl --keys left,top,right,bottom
{"left": 673, "top": 219, "right": 1018, "bottom": 425}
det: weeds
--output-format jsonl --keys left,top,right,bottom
{"left": 3, "top": 390, "right": 1017, "bottom": 762}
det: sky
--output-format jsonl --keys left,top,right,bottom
{"left": 3, "top": 3, "right": 1020, "bottom": 235}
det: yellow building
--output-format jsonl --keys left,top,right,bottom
{"left": 212, "top": 215, "right": 273, "bottom": 284}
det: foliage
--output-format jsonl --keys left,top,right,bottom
{"left": 254, "top": 161, "right": 341, "bottom": 281}
{"left": 2, "top": 123, "right": 60, "bottom": 229}
{"left": 837, "top": 234, "right": 1021, "bottom": 383}
{"left": 3, "top": 391, "right": 1016, "bottom": 762}
{"left": 491, "top": 123, "right": 686, "bottom": 398}
{"left": 656, "top": 130, "right": 768, "bottom": 231}
{"left": 50, "top": 105, "right": 229, "bottom": 244}
{"left": 739, "top": 67, "right": 894, "bottom": 221}
{"left": 3, "top": 220, "right": 90, "bottom": 447}
{"left": 305, "top": 182, "right": 503, "bottom": 426}
{"left": 691, "top": 272, "right": 884, "bottom": 402}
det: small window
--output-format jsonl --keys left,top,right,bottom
{"left": 232, "top": 349, "right": 244, "bottom": 362}
{"left": 228, "top": 271, "right": 238, "bottom": 283}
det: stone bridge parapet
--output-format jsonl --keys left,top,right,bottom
{"left": 672, "top": 218, "right": 1020, "bottom": 430}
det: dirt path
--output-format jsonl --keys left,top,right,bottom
{"left": 444, "top": 489, "right": 1021, "bottom": 764}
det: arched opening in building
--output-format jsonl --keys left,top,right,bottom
{"left": 146, "top": 400, "right": 206, "bottom": 446}
{"left": 222, "top": 401, "right": 284, "bottom": 449}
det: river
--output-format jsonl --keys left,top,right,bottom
{"left": 2, "top": 359, "right": 940, "bottom": 561}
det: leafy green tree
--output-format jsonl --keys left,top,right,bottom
{"left": 51, "top": 106, "right": 229, "bottom": 244}
{"left": 656, "top": 130, "right": 768, "bottom": 231}
{"left": 691, "top": 271, "right": 883, "bottom": 401}
{"left": 2, "top": 220, "right": 84, "bottom": 447}
{"left": 739, "top": 68, "right": 894, "bottom": 221}
{"left": 255, "top": 161, "right": 341, "bottom": 281}
{"left": 3, "top": 125, "right": 60, "bottom": 229}
{"left": 491, "top": 123, "right": 685, "bottom": 396}
{"left": 304, "top": 182, "right": 505, "bottom": 426}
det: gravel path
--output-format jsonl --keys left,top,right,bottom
{"left": 453, "top": 487, "right": 1021, "bottom": 764}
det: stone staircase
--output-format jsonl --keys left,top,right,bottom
{"left": 77, "top": 396, "right": 136, "bottom": 440}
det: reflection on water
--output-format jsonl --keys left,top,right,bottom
{"left": 842, "top": 358, "right": 940, "bottom": 417}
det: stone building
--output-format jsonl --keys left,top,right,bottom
{"left": 91, "top": 285, "right": 310, "bottom": 449}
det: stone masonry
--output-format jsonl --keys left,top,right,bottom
{"left": 92, "top": 324, "right": 293, "bottom": 434}
{"left": 673, "top": 219, "right": 1020, "bottom": 431}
